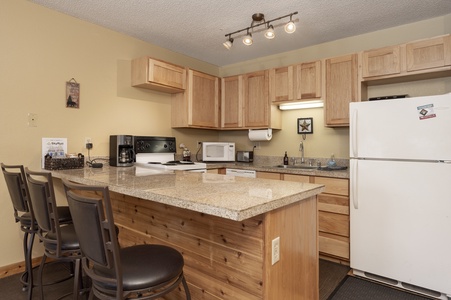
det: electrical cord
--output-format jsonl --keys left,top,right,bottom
{"left": 85, "top": 148, "right": 106, "bottom": 168}
{"left": 195, "top": 144, "right": 202, "bottom": 162}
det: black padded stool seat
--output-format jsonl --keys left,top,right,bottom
{"left": 63, "top": 179, "right": 191, "bottom": 300}
{"left": 43, "top": 224, "right": 80, "bottom": 252}
{"left": 95, "top": 245, "right": 185, "bottom": 291}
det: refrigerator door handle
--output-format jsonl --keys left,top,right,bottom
{"left": 351, "top": 160, "right": 358, "bottom": 209}
{"left": 351, "top": 109, "right": 358, "bottom": 158}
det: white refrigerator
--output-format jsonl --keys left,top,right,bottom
{"left": 349, "top": 93, "right": 451, "bottom": 299}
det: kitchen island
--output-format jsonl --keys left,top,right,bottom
{"left": 50, "top": 165, "right": 324, "bottom": 300}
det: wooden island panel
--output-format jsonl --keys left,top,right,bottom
{"left": 106, "top": 190, "right": 318, "bottom": 300}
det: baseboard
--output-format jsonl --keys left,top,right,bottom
{"left": 0, "top": 256, "right": 43, "bottom": 279}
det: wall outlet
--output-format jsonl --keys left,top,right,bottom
{"left": 253, "top": 142, "right": 261, "bottom": 150}
{"left": 271, "top": 237, "right": 280, "bottom": 265}
{"left": 197, "top": 141, "right": 202, "bottom": 148}
{"left": 85, "top": 137, "right": 92, "bottom": 149}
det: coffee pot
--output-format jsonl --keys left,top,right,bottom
{"left": 109, "top": 135, "right": 134, "bottom": 167}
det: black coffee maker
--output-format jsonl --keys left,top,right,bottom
{"left": 109, "top": 135, "right": 135, "bottom": 167}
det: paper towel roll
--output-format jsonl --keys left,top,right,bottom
{"left": 248, "top": 129, "right": 272, "bottom": 141}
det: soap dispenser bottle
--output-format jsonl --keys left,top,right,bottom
{"left": 327, "top": 154, "right": 337, "bottom": 167}
{"left": 283, "top": 151, "right": 289, "bottom": 165}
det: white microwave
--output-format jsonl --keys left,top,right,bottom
{"left": 202, "top": 142, "right": 235, "bottom": 162}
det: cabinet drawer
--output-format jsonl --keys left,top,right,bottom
{"left": 319, "top": 211, "right": 349, "bottom": 237}
{"left": 319, "top": 232, "right": 349, "bottom": 260}
{"left": 283, "top": 174, "right": 310, "bottom": 183}
{"left": 318, "top": 194, "right": 349, "bottom": 215}
{"left": 314, "top": 177, "right": 349, "bottom": 196}
{"left": 256, "top": 172, "right": 281, "bottom": 180}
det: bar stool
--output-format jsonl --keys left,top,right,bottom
{"left": 1, "top": 163, "right": 72, "bottom": 300}
{"left": 62, "top": 179, "right": 191, "bottom": 300}
{"left": 25, "top": 168, "right": 84, "bottom": 300}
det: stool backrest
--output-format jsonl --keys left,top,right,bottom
{"left": 1, "top": 163, "right": 32, "bottom": 222}
{"left": 25, "top": 169, "right": 64, "bottom": 255}
{"left": 62, "top": 179, "right": 122, "bottom": 290}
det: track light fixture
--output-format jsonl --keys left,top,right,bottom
{"left": 243, "top": 30, "right": 253, "bottom": 45}
{"left": 223, "top": 11, "right": 298, "bottom": 49}
{"left": 265, "top": 24, "right": 275, "bottom": 39}
{"left": 223, "top": 35, "right": 234, "bottom": 49}
{"left": 284, "top": 14, "right": 296, "bottom": 33}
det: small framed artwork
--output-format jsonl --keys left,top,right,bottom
{"left": 297, "top": 117, "right": 313, "bottom": 134}
{"left": 66, "top": 78, "right": 80, "bottom": 108}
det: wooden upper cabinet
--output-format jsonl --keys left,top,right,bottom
{"left": 171, "top": 69, "right": 219, "bottom": 128}
{"left": 243, "top": 70, "right": 271, "bottom": 128}
{"left": 269, "top": 66, "right": 294, "bottom": 103}
{"left": 221, "top": 75, "right": 243, "bottom": 128}
{"left": 269, "top": 61, "right": 322, "bottom": 103}
{"left": 406, "top": 35, "right": 451, "bottom": 72}
{"left": 325, "top": 54, "right": 358, "bottom": 127}
{"left": 362, "top": 45, "right": 401, "bottom": 78}
{"left": 131, "top": 57, "right": 186, "bottom": 93}
{"left": 296, "top": 61, "right": 322, "bottom": 99}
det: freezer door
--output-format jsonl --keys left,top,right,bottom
{"left": 350, "top": 93, "right": 451, "bottom": 161}
{"left": 350, "top": 159, "right": 451, "bottom": 295}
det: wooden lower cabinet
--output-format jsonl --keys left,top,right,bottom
{"left": 284, "top": 174, "right": 350, "bottom": 262}
{"left": 257, "top": 171, "right": 281, "bottom": 180}
{"left": 107, "top": 189, "right": 318, "bottom": 299}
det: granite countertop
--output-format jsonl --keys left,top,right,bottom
{"left": 50, "top": 165, "right": 324, "bottom": 222}
{"left": 205, "top": 162, "right": 350, "bottom": 179}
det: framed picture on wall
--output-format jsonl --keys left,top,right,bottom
{"left": 66, "top": 78, "right": 80, "bottom": 108}
{"left": 297, "top": 118, "right": 313, "bottom": 134}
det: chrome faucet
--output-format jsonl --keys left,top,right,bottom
{"left": 299, "top": 141, "right": 305, "bottom": 164}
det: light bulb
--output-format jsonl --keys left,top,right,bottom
{"left": 265, "top": 25, "right": 275, "bottom": 39}
{"left": 284, "top": 21, "right": 296, "bottom": 33}
{"left": 243, "top": 33, "right": 253, "bottom": 46}
{"left": 223, "top": 38, "right": 233, "bottom": 50}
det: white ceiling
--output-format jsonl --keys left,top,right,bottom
{"left": 29, "top": 0, "right": 451, "bottom": 67}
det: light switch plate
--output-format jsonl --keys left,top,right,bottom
{"left": 28, "top": 113, "right": 38, "bottom": 127}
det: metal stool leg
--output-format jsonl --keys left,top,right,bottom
{"left": 21, "top": 231, "right": 35, "bottom": 300}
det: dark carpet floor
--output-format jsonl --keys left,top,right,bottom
{"left": 0, "top": 261, "right": 82, "bottom": 300}
{"left": 319, "top": 259, "right": 350, "bottom": 300}
{"left": 2, "top": 259, "right": 431, "bottom": 300}
{"left": 329, "top": 276, "right": 436, "bottom": 300}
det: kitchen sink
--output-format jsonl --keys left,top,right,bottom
{"left": 266, "top": 165, "right": 348, "bottom": 171}
{"left": 272, "top": 165, "right": 318, "bottom": 170}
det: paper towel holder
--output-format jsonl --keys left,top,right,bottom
{"left": 248, "top": 128, "right": 272, "bottom": 141}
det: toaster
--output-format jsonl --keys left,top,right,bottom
{"left": 236, "top": 151, "right": 253, "bottom": 162}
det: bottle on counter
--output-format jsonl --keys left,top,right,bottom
{"left": 283, "top": 151, "right": 289, "bottom": 165}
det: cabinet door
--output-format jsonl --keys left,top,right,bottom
{"left": 131, "top": 57, "right": 186, "bottom": 93}
{"left": 362, "top": 45, "right": 401, "bottom": 78}
{"left": 269, "top": 66, "right": 294, "bottom": 103}
{"left": 296, "top": 61, "right": 322, "bottom": 99}
{"left": 221, "top": 75, "right": 243, "bottom": 128}
{"left": 406, "top": 35, "right": 451, "bottom": 72}
{"left": 325, "top": 54, "right": 358, "bottom": 127}
{"left": 243, "top": 70, "right": 270, "bottom": 128}
{"left": 188, "top": 70, "right": 219, "bottom": 128}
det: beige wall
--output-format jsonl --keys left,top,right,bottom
{"left": 0, "top": 0, "right": 450, "bottom": 268}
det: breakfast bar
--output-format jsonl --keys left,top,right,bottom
{"left": 50, "top": 165, "right": 324, "bottom": 299}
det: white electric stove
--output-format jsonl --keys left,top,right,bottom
{"left": 133, "top": 136, "right": 207, "bottom": 173}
